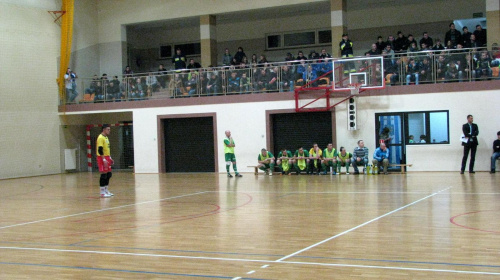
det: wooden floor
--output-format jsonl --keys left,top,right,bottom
{"left": 0, "top": 171, "right": 499, "bottom": 279}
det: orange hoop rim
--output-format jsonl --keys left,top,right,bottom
{"left": 347, "top": 83, "right": 362, "bottom": 89}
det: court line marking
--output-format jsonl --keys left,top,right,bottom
{"left": 0, "top": 191, "right": 209, "bottom": 230}
{"left": 276, "top": 186, "right": 453, "bottom": 262}
{"left": 0, "top": 245, "right": 499, "bottom": 275}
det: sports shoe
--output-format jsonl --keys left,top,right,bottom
{"left": 265, "top": 169, "right": 269, "bottom": 175}
{"left": 227, "top": 173, "right": 233, "bottom": 178}
{"left": 332, "top": 171, "right": 337, "bottom": 175}
{"left": 346, "top": 172, "right": 350, "bottom": 175}
{"left": 100, "top": 193, "right": 111, "bottom": 198}
{"left": 354, "top": 171, "right": 360, "bottom": 175}
{"left": 491, "top": 170, "right": 496, "bottom": 174}
{"left": 106, "top": 190, "right": 114, "bottom": 196}
{"left": 320, "top": 171, "right": 327, "bottom": 175}
{"left": 235, "top": 173, "right": 243, "bottom": 177}
{"left": 384, "top": 171, "right": 388, "bottom": 175}
{"left": 269, "top": 172, "right": 273, "bottom": 176}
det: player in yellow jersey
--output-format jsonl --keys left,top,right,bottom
{"left": 224, "top": 130, "right": 242, "bottom": 177}
{"left": 96, "top": 124, "right": 114, "bottom": 198}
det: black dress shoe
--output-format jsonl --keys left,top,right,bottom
{"left": 490, "top": 170, "right": 496, "bottom": 174}
{"left": 460, "top": 171, "right": 464, "bottom": 174}
{"left": 469, "top": 171, "right": 475, "bottom": 174}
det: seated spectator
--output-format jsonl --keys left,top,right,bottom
{"left": 285, "top": 52, "right": 295, "bottom": 61}
{"left": 303, "top": 64, "right": 318, "bottom": 87}
{"left": 198, "top": 69, "right": 207, "bottom": 95}
{"left": 435, "top": 55, "right": 447, "bottom": 81}
{"left": 230, "top": 57, "right": 239, "bottom": 66}
{"left": 319, "top": 48, "right": 332, "bottom": 60}
{"left": 279, "top": 65, "right": 294, "bottom": 92}
{"left": 475, "top": 50, "right": 492, "bottom": 79}
{"left": 384, "top": 44, "right": 395, "bottom": 60}
{"left": 258, "top": 54, "right": 268, "bottom": 65}
{"left": 240, "top": 72, "right": 251, "bottom": 93}
{"left": 206, "top": 72, "right": 221, "bottom": 95}
{"left": 468, "top": 34, "right": 481, "bottom": 49}
{"left": 385, "top": 57, "right": 401, "bottom": 86}
{"left": 255, "top": 68, "right": 271, "bottom": 91}
{"left": 419, "top": 57, "right": 432, "bottom": 83}
{"left": 250, "top": 54, "right": 258, "bottom": 66}
{"left": 445, "top": 60, "right": 462, "bottom": 82}
{"left": 93, "top": 80, "right": 104, "bottom": 101}
{"left": 372, "top": 142, "right": 389, "bottom": 175}
{"left": 420, "top": 42, "right": 430, "bottom": 51}
{"left": 406, "top": 58, "right": 420, "bottom": 85}
{"left": 222, "top": 48, "right": 232, "bottom": 66}
{"left": 375, "top": 36, "right": 387, "bottom": 52}
{"left": 295, "top": 60, "right": 307, "bottom": 85}
{"left": 420, "top": 135, "right": 427, "bottom": 143}
{"left": 432, "top": 39, "right": 445, "bottom": 51}
{"left": 462, "top": 26, "right": 472, "bottom": 47}
{"left": 146, "top": 72, "right": 159, "bottom": 93}
{"left": 227, "top": 71, "right": 240, "bottom": 93}
{"left": 321, "top": 143, "right": 338, "bottom": 175}
{"left": 473, "top": 24, "right": 487, "bottom": 47}
{"left": 367, "top": 43, "right": 381, "bottom": 56}
{"left": 107, "top": 76, "right": 121, "bottom": 100}
{"left": 131, "top": 77, "right": 146, "bottom": 99}
{"left": 462, "top": 53, "right": 476, "bottom": 80}
{"left": 187, "top": 59, "right": 201, "bottom": 70}
{"left": 296, "top": 51, "right": 308, "bottom": 62}
{"left": 308, "top": 50, "right": 319, "bottom": 60}
{"left": 444, "top": 23, "right": 462, "bottom": 48}
{"left": 233, "top": 47, "right": 246, "bottom": 64}
{"left": 184, "top": 72, "right": 198, "bottom": 95}
{"left": 419, "top": 32, "right": 433, "bottom": 50}
{"left": 170, "top": 73, "right": 185, "bottom": 97}
{"left": 409, "top": 135, "right": 415, "bottom": 143}
{"left": 408, "top": 41, "right": 419, "bottom": 53}
{"left": 352, "top": 140, "right": 368, "bottom": 174}
{"left": 490, "top": 131, "right": 500, "bottom": 174}
{"left": 317, "top": 59, "right": 333, "bottom": 84}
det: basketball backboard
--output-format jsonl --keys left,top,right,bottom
{"left": 332, "top": 56, "right": 384, "bottom": 91}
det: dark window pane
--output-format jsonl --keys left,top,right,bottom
{"left": 160, "top": 45, "right": 172, "bottom": 58}
{"left": 318, "top": 30, "right": 332, "bottom": 44}
{"left": 284, "top": 31, "right": 315, "bottom": 47}
{"left": 174, "top": 43, "right": 201, "bottom": 56}
{"left": 267, "top": 35, "right": 281, "bottom": 48}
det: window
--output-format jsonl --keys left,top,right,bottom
{"left": 159, "top": 45, "right": 172, "bottom": 58}
{"left": 174, "top": 42, "right": 201, "bottom": 56}
{"left": 266, "top": 29, "right": 331, "bottom": 50}
{"left": 406, "top": 110, "right": 449, "bottom": 144}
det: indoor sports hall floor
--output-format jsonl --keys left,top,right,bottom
{"left": 0, "top": 172, "right": 499, "bottom": 279}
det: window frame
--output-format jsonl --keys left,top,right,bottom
{"left": 265, "top": 28, "right": 332, "bottom": 50}
{"left": 404, "top": 110, "right": 450, "bottom": 145}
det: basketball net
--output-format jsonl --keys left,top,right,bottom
{"left": 348, "top": 83, "right": 361, "bottom": 95}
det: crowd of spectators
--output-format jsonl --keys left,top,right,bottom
{"left": 72, "top": 22, "right": 499, "bottom": 103}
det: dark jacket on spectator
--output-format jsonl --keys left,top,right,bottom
{"left": 445, "top": 29, "right": 462, "bottom": 48}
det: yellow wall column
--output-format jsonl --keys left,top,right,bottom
{"left": 200, "top": 15, "right": 217, "bottom": 67}
{"left": 486, "top": 0, "right": 500, "bottom": 47}
{"left": 331, "top": 0, "right": 347, "bottom": 57}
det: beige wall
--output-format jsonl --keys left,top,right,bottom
{"left": 0, "top": 1, "right": 61, "bottom": 179}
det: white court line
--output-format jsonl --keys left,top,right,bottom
{"left": 276, "top": 186, "right": 453, "bottom": 262}
{"left": 0, "top": 245, "right": 499, "bottom": 275}
{"left": 0, "top": 191, "right": 208, "bottom": 230}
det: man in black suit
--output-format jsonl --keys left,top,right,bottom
{"left": 461, "top": 115, "right": 479, "bottom": 174}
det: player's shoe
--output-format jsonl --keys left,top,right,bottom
{"left": 235, "top": 173, "right": 243, "bottom": 177}
{"left": 106, "top": 190, "right": 114, "bottom": 196}
{"left": 227, "top": 173, "right": 233, "bottom": 178}
{"left": 269, "top": 172, "right": 273, "bottom": 176}
{"left": 346, "top": 172, "right": 350, "bottom": 175}
{"left": 100, "top": 193, "right": 111, "bottom": 198}
{"left": 265, "top": 169, "right": 269, "bottom": 175}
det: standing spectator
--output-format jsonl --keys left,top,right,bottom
{"left": 64, "top": 68, "right": 78, "bottom": 103}
{"left": 473, "top": 25, "right": 487, "bottom": 47}
{"left": 386, "top": 35, "right": 396, "bottom": 50}
{"left": 461, "top": 114, "right": 479, "bottom": 174}
{"left": 339, "top": 33, "right": 355, "bottom": 74}
{"left": 250, "top": 54, "right": 258, "bottom": 66}
{"left": 123, "top": 65, "right": 133, "bottom": 76}
{"left": 157, "top": 64, "right": 167, "bottom": 89}
{"left": 308, "top": 50, "right": 319, "bottom": 60}
{"left": 407, "top": 34, "right": 417, "bottom": 50}
{"left": 384, "top": 44, "right": 395, "bottom": 61}
{"left": 187, "top": 58, "right": 201, "bottom": 70}
{"left": 432, "top": 39, "right": 445, "bottom": 51}
{"left": 379, "top": 127, "right": 392, "bottom": 147}
{"left": 461, "top": 26, "right": 472, "bottom": 47}
{"left": 172, "top": 48, "right": 186, "bottom": 70}
{"left": 419, "top": 32, "right": 433, "bottom": 50}
{"left": 258, "top": 54, "right": 268, "bottom": 65}
{"left": 444, "top": 23, "right": 462, "bottom": 48}
{"left": 468, "top": 34, "right": 480, "bottom": 49}
{"left": 222, "top": 48, "right": 232, "bottom": 66}
{"left": 407, "top": 41, "right": 419, "bottom": 53}
{"left": 394, "top": 31, "right": 408, "bottom": 53}
{"left": 233, "top": 47, "right": 246, "bottom": 64}
{"left": 490, "top": 131, "right": 500, "bottom": 174}
{"left": 375, "top": 36, "right": 387, "bottom": 52}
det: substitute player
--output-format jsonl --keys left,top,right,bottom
{"left": 97, "top": 124, "right": 114, "bottom": 197}
{"left": 224, "top": 130, "right": 242, "bottom": 178}
{"left": 258, "top": 148, "right": 275, "bottom": 176}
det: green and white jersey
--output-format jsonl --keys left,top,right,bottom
{"left": 224, "top": 138, "right": 235, "bottom": 154}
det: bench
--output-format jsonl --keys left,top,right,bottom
{"left": 389, "top": 164, "right": 413, "bottom": 174}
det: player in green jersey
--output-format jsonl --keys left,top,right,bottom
{"left": 321, "top": 143, "right": 338, "bottom": 175}
{"left": 294, "top": 147, "right": 310, "bottom": 175}
{"left": 337, "top": 146, "right": 352, "bottom": 174}
{"left": 223, "top": 130, "right": 242, "bottom": 177}
{"left": 258, "top": 148, "right": 275, "bottom": 175}
{"left": 277, "top": 148, "right": 294, "bottom": 175}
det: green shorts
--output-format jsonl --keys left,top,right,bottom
{"left": 225, "top": 153, "right": 236, "bottom": 162}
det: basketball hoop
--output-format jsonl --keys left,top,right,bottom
{"left": 48, "top": 10, "right": 65, "bottom": 27}
{"left": 347, "top": 83, "right": 362, "bottom": 95}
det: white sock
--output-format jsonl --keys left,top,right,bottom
{"left": 100, "top": 187, "right": 105, "bottom": 194}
